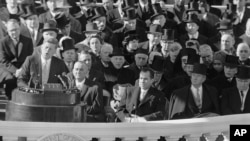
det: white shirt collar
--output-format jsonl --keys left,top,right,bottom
{"left": 237, "top": 7, "right": 245, "bottom": 22}
{"left": 75, "top": 79, "right": 85, "bottom": 90}
{"left": 139, "top": 1, "right": 148, "bottom": 8}
{"left": 239, "top": 87, "right": 249, "bottom": 111}
{"left": 188, "top": 32, "right": 199, "bottom": 39}
{"left": 41, "top": 56, "right": 52, "bottom": 64}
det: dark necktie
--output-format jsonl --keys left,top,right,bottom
{"left": 240, "top": 91, "right": 244, "bottom": 111}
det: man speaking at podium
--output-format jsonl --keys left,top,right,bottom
{"left": 18, "top": 38, "right": 69, "bottom": 88}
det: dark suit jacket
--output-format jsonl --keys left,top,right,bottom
{"left": 138, "top": 41, "right": 162, "bottom": 53}
{"left": 20, "top": 23, "right": 43, "bottom": 47}
{"left": 39, "top": 11, "right": 82, "bottom": 33}
{"left": 17, "top": 55, "right": 69, "bottom": 88}
{"left": 116, "top": 86, "right": 166, "bottom": 121}
{"left": 136, "top": 4, "right": 153, "bottom": 22}
{"left": 169, "top": 84, "right": 220, "bottom": 119}
{"left": 0, "top": 35, "right": 33, "bottom": 75}
{"left": 77, "top": 78, "right": 105, "bottom": 122}
{"left": 208, "top": 75, "right": 236, "bottom": 98}
{"left": 88, "top": 68, "right": 105, "bottom": 89}
{"left": 221, "top": 86, "right": 250, "bottom": 115}
{"left": 107, "top": 8, "right": 122, "bottom": 30}
{"left": 101, "top": 26, "right": 113, "bottom": 44}
{"left": 234, "top": 7, "right": 250, "bottom": 37}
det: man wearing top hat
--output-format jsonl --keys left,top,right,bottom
{"left": 169, "top": 63, "right": 220, "bottom": 119}
{"left": 150, "top": 3, "right": 177, "bottom": 30}
{"left": 76, "top": 22, "right": 101, "bottom": 47}
{"left": 18, "top": 37, "right": 69, "bottom": 89}
{"left": 32, "top": 20, "right": 59, "bottom": 55}
{"left": 20, "top": 5, "right": 43, "bottom": 47}
{"left": 106, "top": 0, "right": 125, "bottom": 29}
{"left": 167, "top": 51, "right": 200, "bottom": 99}
{"left": 128, "top": 49, "right": 149, "bottom": 82}
{"left": 89, "top": 7, "right": 113, "bottom": 44}
{"left": 160, "top": 29, "right": 175, "bottom": 56}
{"left": 138, "top": 24, "right": 162, "bottom": 53}
{"left": 208, "top": 55, "right": 239, "bottom": 99}
{"left": 221, "top": 65, "right": 250, "bottom": 115}
{"left": 208, "top": 19, "right": 234, "bottom": 50}
{"left": 104, "top": 48, "right": 135, "bottom": 93}
{"left": 179, "top": 13, "right": 208, "bottom": 49}
{"left": 39, "top": 0, "right": 82, "bottom": 34}
{"left": 60, "top": 37, "right": 77, "bottom": 72}
{"left": 0, "top": 19, "right": 33, "bottom": 99}
{"left": 55, "top": 13, "right": 84, "bottom": 44}
{"left": 150, "top": 56, "right": 169, "bottom": 100}
{"left": 116, "top": 67, "right": 166, "bottom": 122}
{"left": 112, "top": 8, "right": 147, "bottom": 49}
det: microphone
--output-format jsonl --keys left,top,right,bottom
{"left": 28, "top": 73, "right": 35, "bottom": 88}
{"left": 62, "top": 72, "right": 72, "bottom": 89}
{"left": 55, "top": 74, "right": 67, "bottom": 89}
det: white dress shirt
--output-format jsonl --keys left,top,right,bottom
{"left": 188, "top": 32, "right": 199, "bottom": 39}
{"left": 239, "top": 88, "right": 248, "bottom": 111}
{"left": 41, "top": 56, "right": 51, "bottom": 85}
{"left": 75, "top": 79, "right": 85, "bottom": 91}
{"left": 191, "top": 85, "right": 203, "bottom": 109}
{"left": 237, "top": 7, "right": 245, "bottom": 23}
{"left": 140, "top": 89, "right": 149, "bottom": 101}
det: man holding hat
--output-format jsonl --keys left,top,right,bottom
{"left": 20, "top": 5, "right": 43, "bottom": 47}
{"left": 169, "top": 63, "right": 220, "bottom": 119}
{"left": 209, "top": 55, "right": 239, "bottom": 98}
{"left": 138, "top": 24, "right": 162, "bottom": 53}
{"left": 18, "top": 37, "right": 69, "bottom": 88}
{"left": 221, "top": 65, "right": 250, "bottom": 115}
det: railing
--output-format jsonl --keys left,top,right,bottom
{"left": 1, "top": 114, "right": 250, "bottom": 141}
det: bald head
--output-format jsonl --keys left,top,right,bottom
{"left": 73, "top": 61, "right": 89, "bottom": 81}
{"left": 237, "top": 43, "right": 250, "bottom": 61}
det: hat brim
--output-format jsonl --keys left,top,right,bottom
{"left": 42, "top": 28, "right": 58, "bottom": 33}
{"left": 185, "top": 9, "right": 201, "bottom": 14}
{"left": 60, "top": 48, "right": 78, "bottom": 54}
{"left": 90, "top": 15, "right": 106, "bottom": 21}
{"left": 224, "top": 63, "right": 238, "bottom": 68}
{"left": 150, "top": 13, "right": 165, "bottom": 21}
{"left": 217, "top": 27, "right": 233, "bottom": 30}
{"left": 109, "top": 54, "right": 125, "bottom": 57}
{"left": 82, "top": 30, "right": 101, "bottom": 34}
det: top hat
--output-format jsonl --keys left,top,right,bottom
{"left": 146, "top": 24, "right": 162, "bottom": 34}
{"left": 216, "top": 19, "right": 233, "bottom": 30}
{"left": 150, "top": 3, "right": 165, "bottom": 21}
{"left": 236, "top": 66, "right": 250, "bottom": 79}
{"left": 161, "top": 29, "right": 175, "bottom": 41}
{"left": 70, "top": 6, "right": 82, "bottom": 18}
{"left": 224, "top": 55, "right": 239, "bottom": 68}
{"left": 186, "top": 54, "right": 200, "bottom": 65}
{"left": 82, "top": 22, "right": 101, "bottom": 34}
{"left": 54, "top": 13, "right": 70, "bottom": 29}
{"left": 42, "top": 20, "right": 58, "bottom": 33}
{"left": 123, "top": 0, "right": 136, "bottom": 10}
{"left": 60, "top": 38, "right": 77, "bottom": 53}
{"left": 55, "top": 0, "right": 72, "bottom": 9}
{"left": 90, "top": 7, "right": 106, "bottom": 21}
{"left": 192, "top": 63, "right": 207, "bottom": 75}
{"left": 123, "top": 8, "right": 137, "bottom": 21}
{"left": 109, "top": 48, "right": 124, "bottom": 57}
{"left": 21, "top": 5, "right": 37, "bottom": 19}
{"left": 184, "top": 13, "right": 200, "bottom": 25}
{"left": 150, "top": 56, "right": 165, "bottom": 72}
{"left": 135, "top": 48, "right": 148, "bottom": 56}
{"left": 179, "top": 48, "right": 197, "bottom": 58}
{"left": 186, "top": 1, "right": 201, "bottom": 14}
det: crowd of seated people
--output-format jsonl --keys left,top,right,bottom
{"left": 0, "top": 0, "right": 250, "bottom": 122}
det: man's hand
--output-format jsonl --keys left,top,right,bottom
{"left": 15, "top": 68, "right": 22, "bottom": 77}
